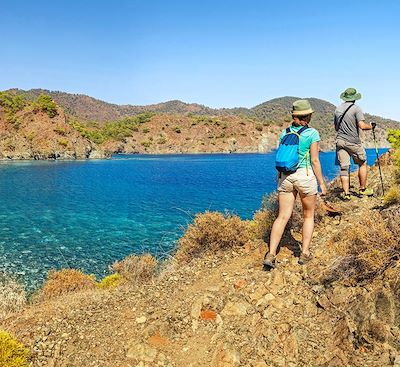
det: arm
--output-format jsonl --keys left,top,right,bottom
{"left": 310, "top": 141, "right": 327, "bottom": 195}
{"left": 358, "top": 120, "right": 373, "bottom": 130}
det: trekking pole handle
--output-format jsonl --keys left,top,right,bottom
{"left": 371, "top": 121, "right": 377, "bottom": 130}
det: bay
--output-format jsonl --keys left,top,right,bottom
{"left": 0, "top": 148, "right": 388, "bottom": 289}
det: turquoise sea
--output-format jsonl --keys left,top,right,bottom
{"left": 0, "top": 149, "right": 387, "bottom": 289}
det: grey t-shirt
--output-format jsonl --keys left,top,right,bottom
{"left": 334, "top": 102, "right": 365, "bottom": 144}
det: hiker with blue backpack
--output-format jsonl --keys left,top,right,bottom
{"left": 263, "top": 100, "right": 327, "bottom": 269}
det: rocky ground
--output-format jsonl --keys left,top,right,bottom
{"left": 1, "top": 157, "right": 400, "bottom": 367}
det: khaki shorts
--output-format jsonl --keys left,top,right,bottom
{"left": 336, "top": 139, "right": 366, "bottom": 167}
{"left": 278, "top": 168, "right": 318, "bottom": 196}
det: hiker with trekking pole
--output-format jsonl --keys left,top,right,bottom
{"left": 263, "top": 100, "right": 327, "bottom": 269}
{"left": 334, "top": 88, "right": 374, "bottom": 200}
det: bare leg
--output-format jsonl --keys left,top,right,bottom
{"left": 358, "top": 162, "right": 367, "bottom": 189}
{"left": 268, "top": 192, "right": 296, "bottom": 256}
{"left": 340, "top": 175, "right": 350, "bottom": 194}
{"left": 299, "top": 194, "right": 316, "bottom": 255}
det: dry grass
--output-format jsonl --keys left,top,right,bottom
{"left": 324, "top": 213, "right": 399, "bottom": 286}
{"left": 0, "top": 274, "right": 26, "bottom": 319}
{"left": 384, "top": 185, "right": 400, "bottom": 205}
{"left": 251, "top": 193, "right": 278, "bottom": 242}
{"left": 112, "top": 254, "right": 157, "bottom": 283}
{"left": 0, "top": 330, "right": 29, "bottom": 367}
{"left": 39, "top": 269, "right": 96, "bottom": 300}
{"left": 175, "top": 211, "right": 252, "bottom": 263}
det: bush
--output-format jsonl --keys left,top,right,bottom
{"left": 384, "top": 185, "right": 400, "bottom": 205}
{"left": 40, "top": 269, "right": 96, "bottom": 300}
{"left": 112, "top": 254, "right": 157, "bottom": 283}
{"left": 387, "top": 129, "right": 400, "bottom": 150}
{"left": 173, "top": 126, "right": 181, "bottom": 133}
{"left": 255, "top": 123, "right": 263, "bottom": 132}
{"left": 32, "top": 94, "right": 58, "bottom": 118}
{"left": 69, "top": 113, "right": 154, "bottom": 144}
{"left": 250, "top": 193, "right": 278, "bottom": 242}
{"left": 0, "top": 92, "right": 26, "bottom": 124}
{"left": 98, "top": 273, "right": 121, "bottom": 289}
{"left": 175, "top": 211, "right": 251, "bottom": 263}
{"left": 324, "top": 213, "right": 398, "bottom": 286}
{"left": 0, "top": 273, "right": 26, "bottom": 319}
{"left": 0, "top": 330, "right": 29, "bottom": 367}
{"left": 58, "top": 138, "right": 68, "bottom": 147}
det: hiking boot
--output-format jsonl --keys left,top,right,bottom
{"left": 298, "top": 252, "right": 312, "bottom": 265}
{"left": 263, "top": 253, "right": 276, "bottom": 270}
{"left": 359, "top": 188, "right": 374, "bottom": 197}
{"left": 339, "top": 192, "right": 352, "bottom": 201}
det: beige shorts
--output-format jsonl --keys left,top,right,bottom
{"left": 278, "top": 168, "right": 318, "bottom": 196}
{"left": 336, "top": 139, "right": 366, "bottom": 167}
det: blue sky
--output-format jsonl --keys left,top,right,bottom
{"left": 1, "top": 0, "right": 399, "bottom": 120}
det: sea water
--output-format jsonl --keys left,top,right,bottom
{"left": 0, "top": 149, "right": 388, "bottom": 289}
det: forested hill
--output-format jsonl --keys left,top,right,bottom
{"left": 1, "top": 88, "right": 399, "bottom": 157}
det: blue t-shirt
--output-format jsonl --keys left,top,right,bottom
{"left": 279, "top": 125, "right": 320, "bottom": 169}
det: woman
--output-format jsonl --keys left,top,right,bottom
{"left": 263, "top": 99, "right": 327, "bottom": 268}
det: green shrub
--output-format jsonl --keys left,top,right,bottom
{"left": 53, "top": 127, "right": 67, "bottom": 136}
{"left": 157, "top": 136, "right": 167, "bottom": 144}
{"left": 68, "top": 113, "right": 154, "bottom": 144}
{"left": 58, "top": 138, "right": 68, "bottom": 147}
{"left": 388, "top": 129, "right": 400, "bottom": 149}
{"left": 141, "top": 141, "right": 151, "bottom": 148}
{"left": 0, "top": 330, "right": 29, "bottom": 367}
{"left": 0, "top": 92, "right": 26, "bottom": 124}
{"left": 255, "top": 123, "right": 263, "bottom": 132}
{"left": 384, "top": 186, "right": 400, "bottom": 205}
{"left": 142, "top": 128, "right": 150, "bottom": 133}
{"left": 173, "top": 126, "right": 181, "bottom": 133}
{"left": 32, "top": 94, "right": 58, "bottom": 118}
{"left": 98, "top": 273, "right": 121, "bottom": 289}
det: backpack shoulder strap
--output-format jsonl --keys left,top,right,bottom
{"left": 285, "top": 127, "right": 291, "bottom": 134}
{"left": 297, "top": 126, "right": 309, "bottom": 135}
{"left": 336, "top": 103, "right": 355, "bottom": 130}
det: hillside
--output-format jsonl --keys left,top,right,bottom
{"left": 1, "top": 150, "right": 399, "bottom": 366}
{"left": 2, "top": 89, "right": 399, "bottom": 158}
{"left": 0, "top": 93, "right": 107, "bottom": 160}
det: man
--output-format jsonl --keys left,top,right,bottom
{"left": 334, "top": 87, "right": 374, "bottom": 200}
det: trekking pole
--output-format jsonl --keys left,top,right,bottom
{"left": 371, "top": 122, "right": 385, "bottom": 195}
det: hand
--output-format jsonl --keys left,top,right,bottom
{"left": 371, "top": 122, "right": 377, "bottom": 130}
{"left": 320, "top": 183, "right": 327, "bottom": 196}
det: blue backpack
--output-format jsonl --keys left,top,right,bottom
{"left": 275, "top": 126, "right": 308, "bottom": 174}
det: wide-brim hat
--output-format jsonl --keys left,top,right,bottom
{"left": 291, "top": 99, "right": 314, "bottom": 115}
{"left": 340, "top": 87, "right": 362, "bottom": 101}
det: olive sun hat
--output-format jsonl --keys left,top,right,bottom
{"left": 340, "top": 87, "right": 362, "bottom": 101}
{"left": 291, "top": 99, "right": 314, "bottom": 116}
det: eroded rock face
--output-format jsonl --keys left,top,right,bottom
{"left": 0, "top": 107, "right": 108, "bottom": 160}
